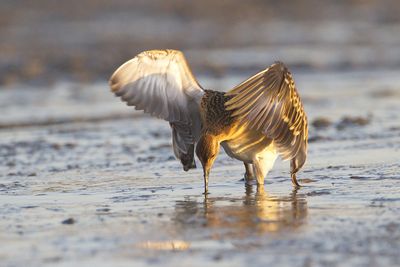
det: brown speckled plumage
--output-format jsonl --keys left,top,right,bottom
{"left": 200, "top": 90, "right": 236, "bottom": 135}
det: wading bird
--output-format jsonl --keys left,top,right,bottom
{"left": 109, "top": 50, "right": 308, "bottom": 194}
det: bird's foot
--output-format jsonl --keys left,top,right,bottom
{"left": 244, "top": 173, "right": 255, "bottom": 184}
{"left": 244, "top": 178, "right": 257, "bottom": 186}
{"left": 291, "top": 172, "right": 301, "bottom": 188}
{"left": 203, "top": 184, "right": 209, "bottom": 195}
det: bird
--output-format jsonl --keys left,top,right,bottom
{"left": 109, "top": 49, "right": 308, "bottom": 194}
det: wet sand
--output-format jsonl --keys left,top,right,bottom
{"left": 1, "top": 70, "right": 399, "bottom": 266}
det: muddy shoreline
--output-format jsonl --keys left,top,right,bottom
{"left": 1, "top": 70, "right": 399, "bottom": 266}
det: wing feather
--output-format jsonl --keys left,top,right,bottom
{"left": 109, "top": 49, "right": 204, "bottom": 170}
{"left": 110, "top": 49, "right": 204, "bottom": 123}
{"left": 225, "top": 61, "right": 308, "bottom": 169}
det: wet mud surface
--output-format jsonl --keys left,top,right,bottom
{"left": 1, "top": 71, "right": 400, "bottom": 266}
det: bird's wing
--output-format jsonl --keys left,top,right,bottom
{"left": 109, "top": 49, "right": 204, "bottom": 168}
{"left": 110, "top": 49, "right": 204, "bottom": 123}
{"left": 225, "top": 62, "right": 308, "bottom": 169}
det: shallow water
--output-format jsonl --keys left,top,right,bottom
{"left": 0, "top": 70, "right": 400, "bottom": 266}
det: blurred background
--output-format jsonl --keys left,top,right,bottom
{"left": 1, "top": 0, "right": 400, "bottom": 86}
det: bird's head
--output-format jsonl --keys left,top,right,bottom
{"left": 195, "top": 134, "right": 220, "bottom": 173}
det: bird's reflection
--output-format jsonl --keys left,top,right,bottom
{"left": 174, "top": 185, "right": 308, "bottom": 238}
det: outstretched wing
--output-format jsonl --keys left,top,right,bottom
{"left": 109, "top": 49, "right": 204, "bottom": 169}
{"left": 110, "top": 49, "right": 204, "bottom": 123}
{"left": 225, "top": 62, "right": 308, "bottom": 169}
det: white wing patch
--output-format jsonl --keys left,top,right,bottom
{"left": 109, "top": 50, "right": 204, "bottom": 169}
{"left": 109, "top": 49, "right": 204, "bottom": 123}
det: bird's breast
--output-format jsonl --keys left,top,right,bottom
{"left": 221, "top": 122, "right": 273, "bottom": 163}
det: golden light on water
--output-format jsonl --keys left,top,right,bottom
{"left": 173, "top": 185, "right": 308, "bottom": 239}
{"left": 204, "top": 186, "right": 307, "bottom": 235}
{"left": 137, "top": 240, "right": 190, "bottom": 251}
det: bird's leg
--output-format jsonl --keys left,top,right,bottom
{"left": 253, "top": 151, "right": 278, "bottom": 187}
{"left": 253, "top": 159, "right": 266, "bottom": 185}
{"left": 290, "top": 159, "right": 301, "bottom": 188}
{"left": 290, "top": 172, "right": 300, "bottom": 187}
{"left": 243, "top": 163, "right": 255, "bottom": 184}
{"left": 290, "top": 159, "right": 300, "bottom": 187}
